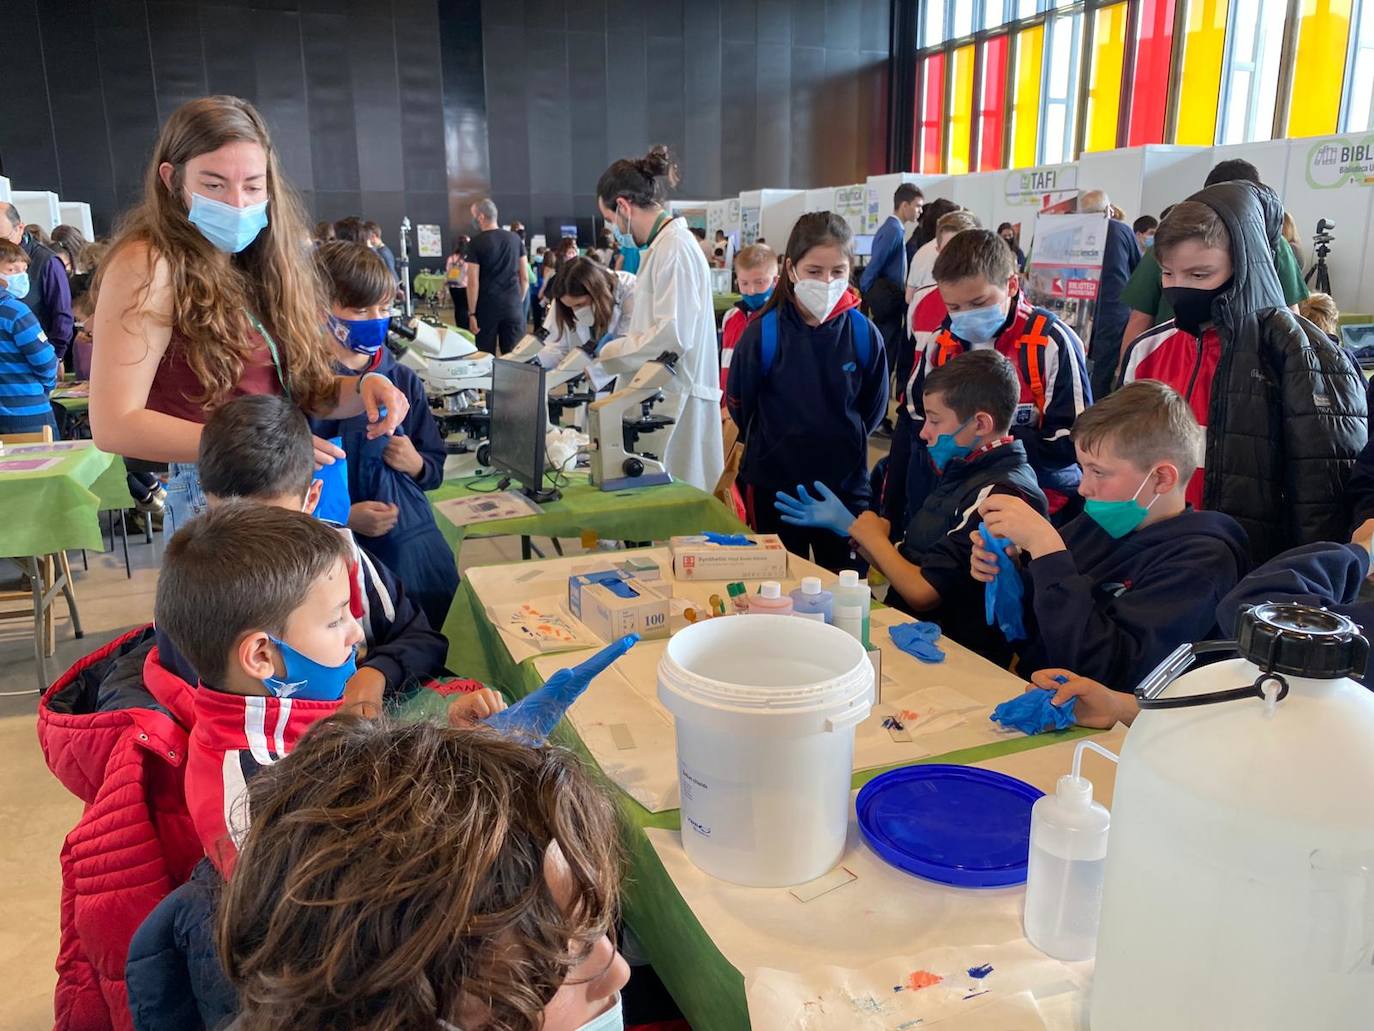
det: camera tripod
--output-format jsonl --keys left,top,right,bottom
{"left": 1306, "top": 219, "right": 1334, "bottom": 295}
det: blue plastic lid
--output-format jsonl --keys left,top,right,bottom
{"left": 856, "top": 764, "right": 1044, "bottom": 887}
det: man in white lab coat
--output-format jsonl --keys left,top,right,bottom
{"left": 595, "top": 146, "right": 723, "bottom": 492}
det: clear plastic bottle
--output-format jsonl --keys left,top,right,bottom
{"left": 832, "top": 570, "right": 870, "bottom": 646}
{"left": 790, "top": 577, "right": 833, "bottom": 623}
{"left": 747, "top": 581, "right": 794, "bottom": 615}
{"left": 1024, "top": 740, "right": 1116, "bottom": 961}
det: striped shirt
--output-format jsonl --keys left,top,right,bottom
{"left": 0, "top": 294, "right": 57, "bottom": 427}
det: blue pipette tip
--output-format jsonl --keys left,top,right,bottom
{"left": 1052, "top": 674, "right": 1069, "bottom": 685}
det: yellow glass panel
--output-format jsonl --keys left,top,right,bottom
{"left": 947, "top": 44, "right": 976, "bottom": 175}
{"left": 1085, "top": 3, "right": 1128, "bottom": 152}
{"left": 1176, "top": 0, "right": 1228, "bottom": 145}
{"left": 1011, "top": 25, "right": 1045, "bottom": 168}
{"left": 1289, "top": 0, "right": 1354, "bottom": 138}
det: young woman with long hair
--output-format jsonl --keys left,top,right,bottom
{"left": 534, "top": 256, "right": 635, "bottom": 393}
{"left": 90, "top": 95, "right": 406, "bottom": 528}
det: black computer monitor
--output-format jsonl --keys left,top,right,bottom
{"left": 489, "top": 359, "right": 560, "bottom": 502}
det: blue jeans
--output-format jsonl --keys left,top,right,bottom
{"left": 164, "top": 462, "right": 207, "bottom": 535}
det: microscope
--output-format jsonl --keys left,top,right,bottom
{"left": 390, "top": 317, "right": 494, "bottom": 460}
{"left": 586, "top": 352, "right": 679, "bottom": 491}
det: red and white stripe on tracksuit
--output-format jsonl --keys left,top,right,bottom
{"left": 1117, "top": 318, "right": 1222, "bottom": 510}
{"left": 719, "top": 302, "right": 760, "bottom": 397}
{"left": 184, "top": 685, "right": 344, "bottom": 877}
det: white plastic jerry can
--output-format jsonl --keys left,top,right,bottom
{"left": 1091, "top": 603, "right": 1374, "bottom": 1031}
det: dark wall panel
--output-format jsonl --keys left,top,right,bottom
{"left": 476, "top": 0, "right": 888, "bottom": 232}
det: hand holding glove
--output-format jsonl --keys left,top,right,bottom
{"left": 773, "top": 482, "right": 856, "bottom": 538}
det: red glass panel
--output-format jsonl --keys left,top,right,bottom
{"left": 1128, "top": 0, "right": 1176, "bottom": 146}
{"left": 978, "top": 34, "right": 1009, "bottom": 170}
{"left": 920, "top": 52, "right": 946, "bottom": 173}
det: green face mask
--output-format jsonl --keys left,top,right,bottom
{"left": 1082, "top": 468, "right": 1160, "bottom": 539}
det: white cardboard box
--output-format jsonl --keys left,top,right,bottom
{"left": 579, "top": 578, "right": 671, "bottom": 642}
{"left": 670, "top": 535, "right": 789, "bottom": 581}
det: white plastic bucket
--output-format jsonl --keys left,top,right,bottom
{"left": 657, "top": 614, "right": 874, "bottom": 887}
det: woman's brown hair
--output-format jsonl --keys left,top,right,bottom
{"left": 550, "top": 256, "right": 618, "bottom": 340}
{"left": 596, "top": 144, "right": 680, "bottom": 210}
{"left": 218, "top": 716, "right": 623, "bottom": 1031}
{"left": 759, "top": 211, "right": 854, "bottom": 319}
{"left": 96, "top": 95, "right": 335, "bottom": 411}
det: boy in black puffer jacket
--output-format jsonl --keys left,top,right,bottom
{"left": 1118, "top": 180, "right": 1367, "bottom": 562}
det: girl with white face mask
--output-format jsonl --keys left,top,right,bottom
{"left": 534, "top": 256, "right": 636, "bottom": 395}
{"left": 724, "top": 212, "right": 891, "bottom": 574}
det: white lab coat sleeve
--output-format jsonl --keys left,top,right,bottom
{"left": 534, "top": 306, "right": 570, "bottom": 369}
{"left": 595, "top": 255, "right": 688, "bottom": 377}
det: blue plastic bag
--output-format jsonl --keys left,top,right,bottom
{"left": 979, "top": 525, "right": 1026, "bottom": 642}
{"left": 485, "top": 634, "right": 639, "bottom": 744}
{"left": 888, "top": 620, "right": 945, "bottom": 663}
{"left": 989, "top": 687, "right": 1077, "bottom": 734}
{"left": 311, "top": 436, "right": 352, "bottom": 524}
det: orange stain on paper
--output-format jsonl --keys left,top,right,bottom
{"left": 905, "top": 970, "right": 942, "bottom": 991}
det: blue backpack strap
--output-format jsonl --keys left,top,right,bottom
{"left": 846, "top": 307, "right": 873, "bottom": 368}
{"left": 760, "top": 310, "right": 778, "bottom": 377}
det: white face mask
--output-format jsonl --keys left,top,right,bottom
{"left": 792, "top": 276, "right": 848, "bottom": 322}
{"left": 573, "top": 306, "right": 595, "bottom": 330}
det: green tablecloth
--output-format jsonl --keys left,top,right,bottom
{"left": 50, "top": 390, "right": 89, "bottom": 413}
{"left": 713, "top": 292, "right": 742, "bottom": 315}
{"left": 413, "top": 272, "right": 447, "bottom": 299}
{"left": 401, "top": 581, "right": 1095, "bottom": 1030}
{"left": 430, "top": 473, "right": 746, "bottom": 675}
{"left": 0, "top": 444, "right": 128, "bottom": 557}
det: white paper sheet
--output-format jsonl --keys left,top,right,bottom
{"left": 746, "top": 943, "right": 1079, "bottom": 1031}
{"left": 486, "top": 596, "right": 601, "bottom": 654}
{"left": 433, "top": 490, "right": 541, "bottom": 527}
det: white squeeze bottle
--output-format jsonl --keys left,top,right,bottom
{"left": 832, "top": 570, "right": 869, "bottom": 645}
{"left": 1023, "top": 740, "right": 1117, "bottom": 961}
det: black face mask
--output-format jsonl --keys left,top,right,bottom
{"left": 1164, "top": 278, "right": 1231, "bottom": 336}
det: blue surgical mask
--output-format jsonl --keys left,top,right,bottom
{"left": 438, "top": 995, "right": 622, "bottom": 1031}
{"left": 928, "top": 417, "right": 977, "bottom": 473}
{"left": 188, "top": 192, "right": 270, "bottom": 253}
{"left": 1, "top": 271, "right": 30, "bottom": 298}
{"left": 330, "top": 314, "right": 390, "bottom": 354}
{"left": 949, "top": 301, "right": 1007, "bottom": 342}
{"left": 741, "top": 286, "right": 773, "bottom": 310}
{"left": 260, "top": 635, "right": 357, "bottom": 701}
{"left": 613, "top": 206, "right": 638, "bottom": 249}
{"left": 1143, "top": 233, "right": 1155, "bottom": 249}
{"left": 1083, "top": 468, "right": 1160, "bottom": 539}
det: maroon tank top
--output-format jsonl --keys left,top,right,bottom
{"left": 145, "top": 325, "right": 281, "bottom": 424}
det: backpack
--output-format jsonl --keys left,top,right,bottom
{"left": 759, "top": 306, "right": 874, "bottom": 377}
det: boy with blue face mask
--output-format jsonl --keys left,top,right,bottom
{"left": 777, "top": 350, "right": 1046, "bottom": 661}
{"left": 905, "top": 229, "right": 1092, "bottom": 527}
{"left": 309, "top": 242, "right": 459, "bottom": 631}
{"left": 970, "top": 380, "right": 1250, "bottom": 691}
{"left": 0, "top": 239, "right": 59, "bottom": 435}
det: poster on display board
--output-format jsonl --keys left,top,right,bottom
{"left": 832, "top": 185, "right": 869, "bottom": 236}
{"left": 416, "top": 224, "right": 442, "bottom": 258}
{"left": 1023, "top": 212, "right": 1107, "bottom": 345}
{"left": 1305, "top": 134, "right": 1374, "bottom": 189}
{"left": 740, "top": 205, "right": 761, "bottom": 246}
{"left": 1003, "top": 166, "right": 1079, "bottom": 217}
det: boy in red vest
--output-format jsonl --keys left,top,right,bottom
{"left": 904, "top": 229, "right": 1092, "bottom": 522}
{"left": 717, "top": 244, "right": 778, "bottom": 519}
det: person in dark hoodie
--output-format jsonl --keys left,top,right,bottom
{"left": 777, "top": 349, "right": 1046, "bottom": 662}
{"left": 970, "top": 380, "right": 1250, "bottom": 691}
{"left": 308, "top": 241, "right": 459, "bottom": 629}
{"left": 727, "top": 211, "right": 888, "bottom": 571}
{"left": 1118, "top": 180, "right": 1367, "bottom": 563}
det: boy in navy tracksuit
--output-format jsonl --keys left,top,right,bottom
{"left": 727, "top": 213, "right": 888, "bottom": 572}
{"left": 971, "top": 380, "right": 1250, "bottom": 690}
{"left": 905, "top": 229, "right": 1091, "bottom": 523}
{"left": 778, "top": 349, "right": 1047, "bottom": 662}
{"left": 192, "top": 394, "right": 450, "bottom": 717}
{"left": 1216, "top": 537, "right": 1374, "bottom": 682}
{"left": 308, "top": 241, "right": 459, "bottom": 630}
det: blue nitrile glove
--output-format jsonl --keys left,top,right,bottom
{"left": 989, "top": 688, "right": 1077, "bottom": 734}
{"left": 485, "top": 634, "right": 639, "bottom": 744}
{"left": 979, "top": 525, "right": 1027, "bottom": 642}
{"left": 702, "top": 531, "right": 755, "bottom": 546}
{"left": 774, "top": 482, "right": 856, "bottom": 537}
{"left": 888, "top": 621, "right": 946, "bottom": 663}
